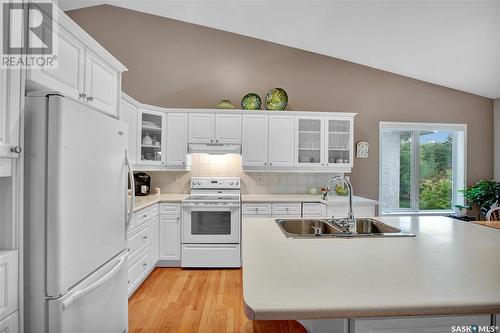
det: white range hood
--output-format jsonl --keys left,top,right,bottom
{"left": 188, "top": 143, "right": 241, "bottom": 155}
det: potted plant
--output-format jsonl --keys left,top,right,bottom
{"left": 460, "top": 180, "right": 500, "bottom": 218}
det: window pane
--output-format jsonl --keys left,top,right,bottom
{"left": 418, "top": 131, "right": 453, "bottom": 210}
{"left": 380, "top": 130, "right": 412, "bottom": 211}
{"left": 399, "top": 132, "right": 412, "bottom": 208}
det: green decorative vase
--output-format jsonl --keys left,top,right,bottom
{"left": 265, "top": 88, "right": 288, "bottom": 110}
{"left": 241, "top": 93, "right": 261, "bottom": 110}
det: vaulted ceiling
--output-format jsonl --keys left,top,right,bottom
{"left": 60, "top": 1, "right": 500, "bottom": 99}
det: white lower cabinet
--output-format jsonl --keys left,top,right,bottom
{"left": 328, "top": 204, "right": 376, "bottom": 219}
{"left": 127, "top": 205, "right": 160, "bottom": 297}
{"left": 351, "top": 315, "right": 491, "bottom": 333}
{"left": 127, "top": 249, "right": 150, "bottom": 297}
{"left": 127, "top": 203, "right": 182, "bottom": 297}
{"left": 0, "top": 311, "right": 18, "bottom": 333}
{"left": 303, "top": 203, "right": 327, "bottom": 217}
{"left": 159, "top": 215, "right": 181, "bottom": 261}
{"left": 0, "top": 251, "right": 17, "bottom": 323}
{"left": 242, "top": 203, "right": 272, "bottom": 217}
{"left": 271, "top": 202, "right": 301, "bottom": 218}
{"left": 150, "top": 218, "right": 160, "bottom": 263}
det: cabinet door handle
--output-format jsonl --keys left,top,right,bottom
{"left": 79, "top": 93, "right": 86, "bottom": 98}
{"left": 264, "top": 162, "right": 267, "bottom": 166}
{"left": 216, "top": 139, "right": 219, "bottom": 143}
{"left": 10, "top": 146, "right": 22, "bottom": 153}
{"left": 142, "top": 235, "right": 148, "bottom": 240}
{"left": 143, "top": 263, "right": 148, "bottom": 268}
{"left": 269, "top": 162, "right": 272, "bottom": 166}
{"left": 87, "top": 96, "right": 94, "bottom": 102}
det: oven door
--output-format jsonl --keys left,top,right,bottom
{"left": 183, "top": 204, "right": 240, "bottom": 244}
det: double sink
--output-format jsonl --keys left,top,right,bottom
{"left": 276, "top": 218, "right": 415, "bottom": 238}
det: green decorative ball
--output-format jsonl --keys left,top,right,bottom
{"left": 241, "top": 93, "right": 261, "bottom": 110}
{"left": 265, "top": 88, "right": 288, "bottom": 111}
{"left": 217, "top": 99, "right": 235, "bottom": 109}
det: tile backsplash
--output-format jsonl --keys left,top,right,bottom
{"left": 148, "top": 154, "right": 340, "bottom": 194}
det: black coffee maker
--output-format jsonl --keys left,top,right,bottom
{"left": 133, "top": 172, "right": 151, "bottom": 196}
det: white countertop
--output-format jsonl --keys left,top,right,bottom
{"left": 132, "top": 194, "right": 188, "bottom": 212}
{"left": 241, "top": 194, "right": 378, "bottom": 206}
{"left": 242, "top": 216, "right": 500, "bottom": 320}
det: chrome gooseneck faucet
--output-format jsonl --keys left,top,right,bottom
{"left": 324, "top": 175, "right": 357, "bottom": 234}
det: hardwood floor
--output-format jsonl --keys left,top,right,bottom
{"left": 129, "top": 268, "right": 307, "bottom": 333}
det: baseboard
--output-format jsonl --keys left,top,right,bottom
{"left": 156, "top": 260, "right": 181, "bottom": 267}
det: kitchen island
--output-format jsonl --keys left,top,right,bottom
{"left": 242, "top": 216, "right": 500, "bottom": 332}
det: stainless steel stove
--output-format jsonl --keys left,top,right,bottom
{"left": 181, "top": 177, "right": 241, "bottom": 267}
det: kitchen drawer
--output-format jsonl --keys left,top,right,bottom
{"left": 0, "top": 250, "right": 17, "bottom": 322}
{"left": 160, "top": 203, "right": 181, "bottom": 216}
{"left": 303, "top": 202, "right": 327, "bottom": 217}
{"left": 272, "top": 202, "right": 301, "bottom": 216}
{"left": 327, "top": 204, "right": 376, "bottom": 219}
{"left": 127, "top": 220, "right": 151, "bottom": 262}
{"left": 181, "top": 244, "right": 240, "bottom": 268}
{"left": 130, "top": 204, "right": 159, "bottom": 230}
{"left": 0, "top": 311, "right": 18, "bottom": 332}
{"left": 242, "top": 203, "right": 272, "bottom": 215}
{"left": 127, "top": 247, "right": 150, "bottom": 296}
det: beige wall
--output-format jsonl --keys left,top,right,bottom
{"left": 495, "top": 99, "right": 500, "bottom": 180}
{"left": 67, "top": 5, "right": 494, "bottom": 199}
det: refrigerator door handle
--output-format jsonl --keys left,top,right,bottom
{"left": 126, "top": 151, "right": 135, "bottom": 229}
{"left": 61, "top": 253, "right": 127, "bottom": 310}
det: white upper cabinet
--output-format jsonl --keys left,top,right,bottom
{"left": 26, "top": 8, "right": 126, "bottom": 117}
{"left": 215, "top": 114, "right": 242, "bottom": 144}
{"left": 268, "top": 115, "right": 295, "bottom": 167}
{"left": 325, "top": 116, "right": 354, "bottom": 168}
{"left": 189, "top": 113, "right": 242, "bottom": 144}
{"left": 29, "top": 25, "right": 85, "bottom": 102}
{"left": 166, "top": 113, "right": 188, "bottom": 165}
{"left": 0, "top": 68, "right": 22, "bottom": 166}
{"left": 138, "top": 108, "right": 166, "bottom": 165}
{"left": 242, "top": 114, "right": 269, "bottom": 167}
{"left": 119, "top": 96, "right": 138, "bottom": 164}
{"left": 84, "top": 50, "right": 119, "bottom": 117}
{"left": 295, "top": 116, "right": 325, "bottom": 167}
{"left": 189, "top": 113, "right": 215, "bottom": 143}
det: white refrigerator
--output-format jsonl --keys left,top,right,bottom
{"left": 24, "top": 94, "right": 131, "bottom": 332}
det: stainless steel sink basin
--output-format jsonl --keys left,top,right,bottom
{"left": 276, "top": 219, "right": 343, "bottom": 238}
{"left": 276, "top": 218, "right": 415, "bottom": 238}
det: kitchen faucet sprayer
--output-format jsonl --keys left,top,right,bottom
{"left": 324, "top": 175, "right": 357, "bottom": 234}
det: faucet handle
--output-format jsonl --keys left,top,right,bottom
{"left": 311, "top": 225, "right": 322, "bottom": 236}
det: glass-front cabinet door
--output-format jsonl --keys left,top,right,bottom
{"left": 325, "top": 117, "right": 353, "bottom": 168}
{"left": 295, "top": 116, "right": 324, "bottom": 166}
{"left": 138, "top": 108, "right": 166, "bottom": 165}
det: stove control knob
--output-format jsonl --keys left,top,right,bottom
{"left": 197, "top": 180, "right": 202, "bottom": 185}
{"left": 229, "top": 181, "right": 234, "bottom": 185}
{"left": 235, "top": 181, "right": 239, "bottom": 186}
